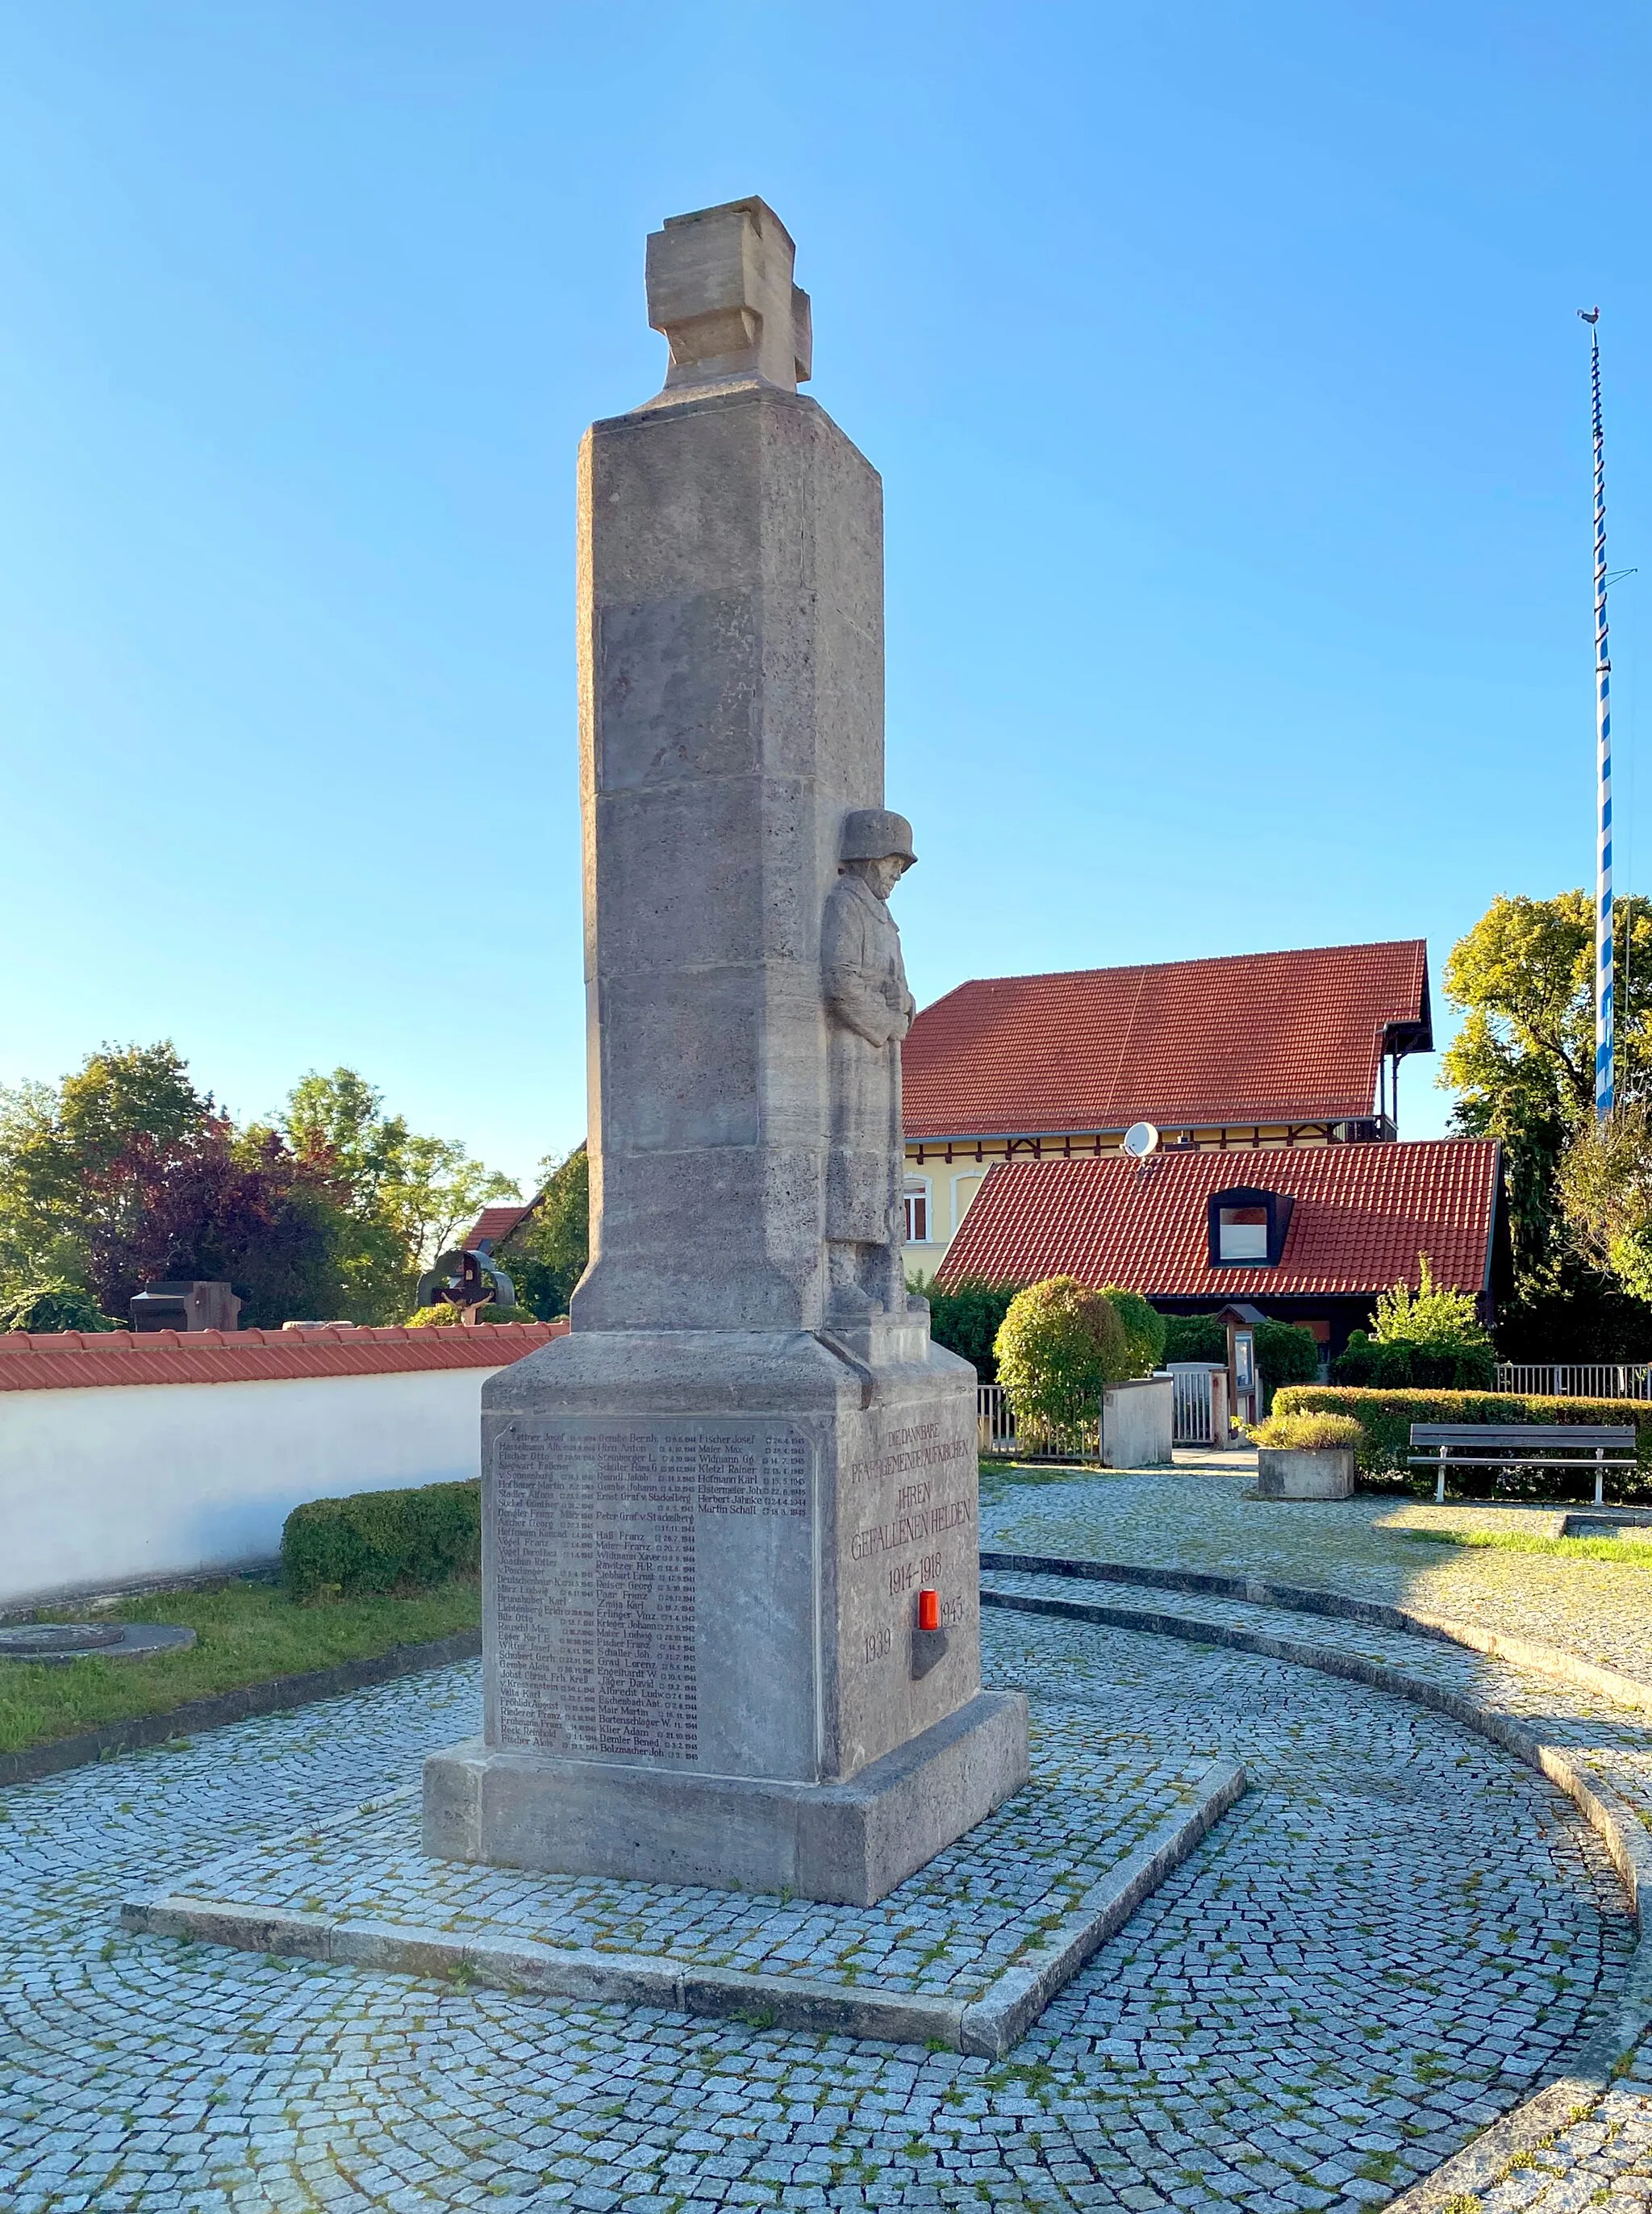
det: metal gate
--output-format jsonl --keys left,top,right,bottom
{"left": 1167, "top": 1363, "right": 1229, "bottom": 1445}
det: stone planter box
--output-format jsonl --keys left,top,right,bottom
{"left": 1255, "top": 1447, "right": 1355, "bottom": 1501}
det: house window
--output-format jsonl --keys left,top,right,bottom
{"left": 1208, "top": 1185, "right": 1295, "bottom": 1268}
{"left": 903, "top": 1184, "right": 930, "bottom": 1243}
{"left": 1217, "top": 1205, "right": 1269, "bottom": 1262}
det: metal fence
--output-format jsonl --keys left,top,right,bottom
{"left": 974, "top": 1384, "right": 1094, "bottom": 1462}
{"left": 977, "top": 1374, "right": 1218, "bottom": 1457}
{"left": 1496, "top": 1364, "right": 1652, "bottom": 1401}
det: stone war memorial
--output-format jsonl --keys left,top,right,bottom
{"left": 423, "top": 195, "right": 1030, "bottom": 1905}
{"left": 121, "top": 201, "right": 1250, "bottom": 2065}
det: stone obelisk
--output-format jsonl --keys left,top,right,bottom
{"left": 423, "top": 198, "right": 1028, "bottom": 1906}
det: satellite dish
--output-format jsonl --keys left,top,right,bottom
{"left": 1122, "top": 1122, "right": 1160, "bottom": 1161}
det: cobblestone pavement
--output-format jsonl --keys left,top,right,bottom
{"left": 152, "top": 1714, "right": 1219, "bottom": 2003}
{"left": 979, "top": 1560, "right": 1652, "bottom": 1824}
{"left": 1, "top": 1600, "right": 1643, "bottom": 2214}
{"left": 981, "top": 1462, "right": 1652, "bottom": 1682}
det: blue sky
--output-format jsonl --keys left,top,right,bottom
{"left": 1, "top": 2, "right": 1646, "bottom": 1185}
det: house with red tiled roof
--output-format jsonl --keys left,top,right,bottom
{"left": 934, "top": 1139, "right": 1507, "bottom": 1359}
{"left": 465, "top": 1202, "right": 537, "bottom": 1255}
{"left": 900, "top": 940, "right": 1433, "bottom": 1271}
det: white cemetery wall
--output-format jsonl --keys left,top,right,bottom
{"left": 0, "top": 1367, "right": 503, "bottom": 1610}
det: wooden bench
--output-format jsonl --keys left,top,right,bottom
{"left": 1407, "top": 1422, "right": 1638, "bottom": 1506}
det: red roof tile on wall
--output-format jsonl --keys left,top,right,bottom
{"left": 0, "top": 1320, "right": 567, "bottom": 1393}
{"left": 902, "top": 940, "right": 1430, "bottom": 1139}
{"left": 936, "top": 1139, "right": 1498, "bottom": 1300}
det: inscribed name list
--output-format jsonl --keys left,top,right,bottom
{"left": 492, "top": 1422, "right": 810, "bottom": 1762}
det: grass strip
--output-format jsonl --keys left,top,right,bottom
{"left": 0, "top": 1577, "right": 480, "bottom": 1756}
{"left": 1389, "top": 1527, "right": 1652, "bottom": 1567}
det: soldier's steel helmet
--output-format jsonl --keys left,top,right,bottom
{"left": 839, "top": 809, "right": 916, "bottom": 866}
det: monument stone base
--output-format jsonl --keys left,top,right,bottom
{"left": 424, "top": 1690, "right": 1028, "bottom": 1907}
{"left": 422, "top": 1326, "right": 1029, "bottom": 1906}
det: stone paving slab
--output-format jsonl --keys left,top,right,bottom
{"left": 118, "top": 1724, "right": 1244, "bottom": 2054}
{"left": 1, "top": 1606, "right": 1642, "bottom": 2212}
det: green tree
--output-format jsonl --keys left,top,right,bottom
{"left": 1558, "top": 1102, "right": 1652, "bottom": 1305}
{"left": 0, "top": 1043, "right": 346, "bottom": 1326}
{"left": 282, "top": 1069, "right": 519, "bottom": 1323}
{"left": 1441, "top": 892, "right": 1652, "bottom": 1278}
{"left": 993, "top": 1276, "right": 1128, "bottom": 1435}
{"left": 1371, "top": 1253, "right": 1492, "bottom": 1350}
{"left": 0, "top": 1276, "right": 115, "bottom": 1333}
{"left": 495, "top": 1146, "right": 590, "bottom": 1320}
{"left": 0, "top": 1048, "right": 523, "bottom": 1331}
{"left": 1333, "top": 1256, "right": 1497, "bottom": 1389}
{"left": 0, "top": 1043, "right": 206, "bottom": 1276}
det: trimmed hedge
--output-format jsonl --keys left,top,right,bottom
{"left": 1332, "top": 1330, "right": 1497, "bottom": 1391}
{"left": 1271, "top": 1385, "right": 1652, "bottom": 1501}
{"left": 282, "top": 1478, "right": 481, "bottom": 1601}
{"left": 1162, "top": 1314, "right": 1227, "bottom": 1364}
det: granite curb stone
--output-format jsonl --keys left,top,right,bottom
{"left": 979, "top": 1547, "right": 1652, "bottom": 1715}
{"left": 956, "top": 1753, "right": 1247, "bottom": 2056}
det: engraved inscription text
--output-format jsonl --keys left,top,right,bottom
{"left": 492, "top": 1424, "right": 810, "bottom": 1760}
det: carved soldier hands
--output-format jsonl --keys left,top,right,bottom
{"left": 826, "top": 970, "right": 904, "bottom": 1047}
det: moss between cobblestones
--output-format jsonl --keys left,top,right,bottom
{"left": 984, "top": 1469, "right": 1652, "bottom": 1684}
{"left": 0, "top": 1576, "right": 480, "bottom": 1755}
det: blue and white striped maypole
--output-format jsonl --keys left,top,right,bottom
{"left": 1581, "top": 307, "right": 1613, "bottom": 1119}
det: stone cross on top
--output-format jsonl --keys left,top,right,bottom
{"left": 645, "top": 196, "right": 813, "bottom": 393}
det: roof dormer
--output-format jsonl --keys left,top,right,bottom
{"left": 1208, "top": 1184, "right": 1295, "bottom": 1268}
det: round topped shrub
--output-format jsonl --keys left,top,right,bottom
{"left": 404, "top": 1301, "right": 535, "bottom": 1327}
{"left": 994, "top": 1276, "right": 1128, "bottom": 1433}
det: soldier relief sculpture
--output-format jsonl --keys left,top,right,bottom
{"left": 823, "top": 808, "right": 919, "bottom": 1320}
